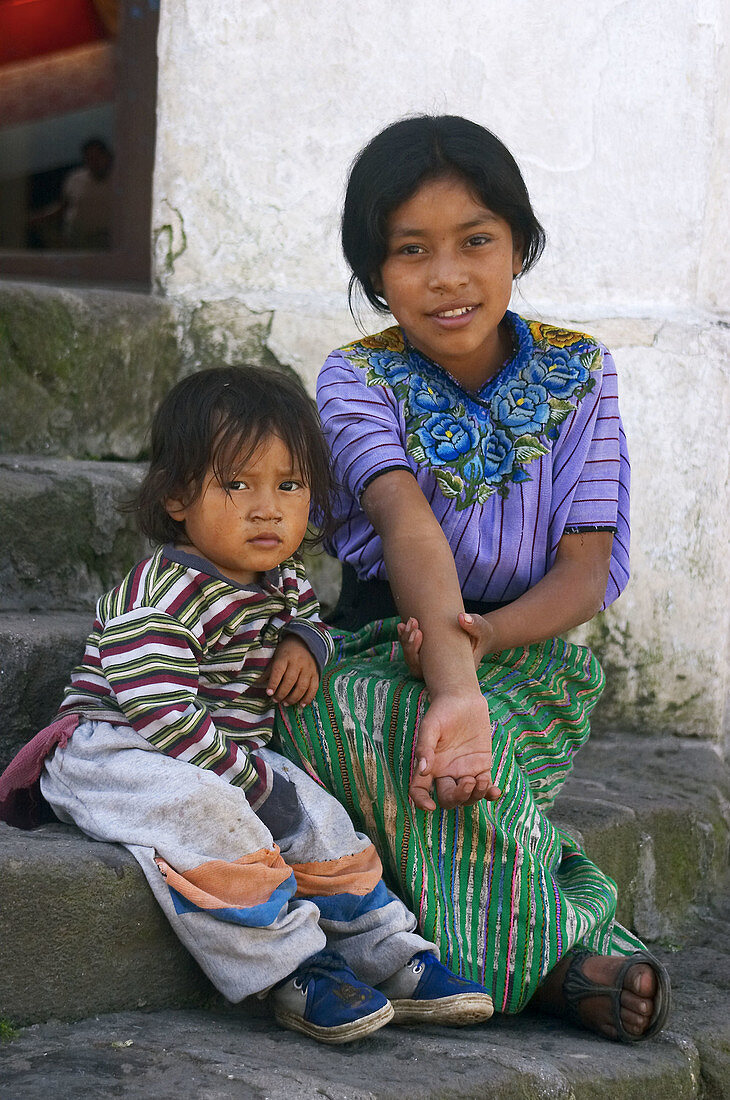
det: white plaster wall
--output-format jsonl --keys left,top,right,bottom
{"left": 152, "top": 0, "right": 730, "bottom": 742}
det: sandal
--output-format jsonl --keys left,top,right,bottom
{"left": 561, "top": 947, "right": 671, "bottom": 1043}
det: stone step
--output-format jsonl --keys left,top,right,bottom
{"left": 0, "top": 283, "right": 179, "bottom": 460}
{"left": 3, "top": 938, "right": 728, "bottom": 1100}
{"left": 0, "top": 455, "right": 147, "bottom": 613}
{"left": 1, "top": 735, "right": 727, "bottom": 1030}
{"left": 0, "top": 881, "right": 728, "bottom": 1100}
{"left": 0, "top": 611, "right": 93, "bottom": 770}
{"left": 551, "top": 736, "right": 729, "bottom": 943}
{"left": 0, "top": 281, "right": 280, "bottom": 460}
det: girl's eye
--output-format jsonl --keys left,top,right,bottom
{"left": 227, "top": 480, "right": 248, "bottom": 491}
{"left": 466, "top": 234, "right": 491, "bottom": 247}
{"left": 397, "top": 243, "right": 425, "bottom": 256}
{"left": 280, "top": 480, "right": 304, "bottom": 492}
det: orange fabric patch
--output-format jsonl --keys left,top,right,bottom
{"left": 291, "top": 843, "right": 383, "bottom": 898}
{"left": 154, "top": 845, "right": 292, "bottom": 910}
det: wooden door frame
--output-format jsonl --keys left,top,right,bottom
{"left": 0, "top": 0, "right": 159, "bottom": 287}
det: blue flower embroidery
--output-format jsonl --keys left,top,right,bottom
{"left": 368, "top": 350, "right": 411, "bottom": 384}
{"left": 482, "top": 429, "right": 516, "bottom": 483}
{"left": 408, "top": 374, "right": 451, "bottom": 413}
{"left": 526, "top": 350, "right": 591, "bottom": 399}
{"left": 345, "top": 315, "right": 602, "bottom": 509}
{"left": 490, "top": 380, "right": 551, "bottom": 437}
{"left": 416, "top": 412, "right": 478, "bottom": 465}
{"left": 462, "top": 453, "right": 485, "bottom": 482}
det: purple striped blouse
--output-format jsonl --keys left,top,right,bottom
{"left": 317, "top": 311, "right": 630, "bottom": 610}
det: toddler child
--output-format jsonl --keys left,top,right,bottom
{"left": 14, "top": 365, "right": 494, "bottom": 1043}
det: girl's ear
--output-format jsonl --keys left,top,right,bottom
{"left": 512, "top": 234, "right": 525, "bottom": 277}
{"left": 370, "top": 271, "right": 384, "bottom": 299}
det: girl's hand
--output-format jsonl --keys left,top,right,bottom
{"left": 397, "top": 616, "right": 424, "bottom": 678}
{"left": 266, "top": 635, "right": 320, "bottom": 705}
{"left": 457, "top": 612, "right": 495, "bottom": 666}
{"left": 409, "top": 691, "right": 501, "bottom": 811}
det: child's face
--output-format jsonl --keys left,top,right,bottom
{"left": 165, "top": 434, "right": 311, "bottom": 586}
{"left": 375, "top": 176, "right": 522, "bottom": 388}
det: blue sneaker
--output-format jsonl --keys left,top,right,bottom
{"left": 271, "top": 949, "right": 394, "bottom": 1044}
{"left": 378, "top": 951, "right": 494, "bottom": 1025}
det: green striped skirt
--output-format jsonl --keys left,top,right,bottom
{"left": 275, "top": 618, "right": 644, "bottom": 1014}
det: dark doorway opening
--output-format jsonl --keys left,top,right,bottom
{"left": 0, "top": 0, "right": 159, "bottom": 287}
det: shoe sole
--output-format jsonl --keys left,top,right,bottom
{"left": 390, "top": 992, "right": 494, "bottom": 1026}
{"left": 274, "top": 1000, "right": 394, "bottom": 1044}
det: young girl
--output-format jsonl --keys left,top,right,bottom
{"left": 276, "top": 115, "right": 671, "bottom": 1042}
{"left": 0, "top": 364, "right": 494, "bottom": 1044}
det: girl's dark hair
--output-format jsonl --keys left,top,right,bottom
{"left": 131, "top": 365, "right": 334, "bottom": 547}
{"left": 342, "top": 114, "right": 546, "bottom": 315}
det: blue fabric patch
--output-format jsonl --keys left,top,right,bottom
{"left": 168, "top": 872, "right": 297, "bottom": 927}
{"left": 309, "top": 878, "right": 393, "bottom": 923}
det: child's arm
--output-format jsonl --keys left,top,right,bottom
{"left": 97, "top": 609, "right": 261, "bottom": 791}
{"left": 265, "top": 559, "right": 334, "bottom": 706}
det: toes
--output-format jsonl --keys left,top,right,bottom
{"left": 626, "top": 962, "right": 657, "bottom": 999}
{"left": 621, "top": 1010, "right": 649, "bottom": 1035}
{"left": 621, "top": 989, "right": 652, "bottom": 1018}
{"left": 621, "top": 969, "right": 656, "bottom": 1036}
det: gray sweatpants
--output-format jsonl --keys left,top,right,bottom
{"left": 40, "top": 720, "right": 433, "bottom": 1001}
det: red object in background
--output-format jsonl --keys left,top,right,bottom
{"left": 0, "top": 0, "right": 107, "bottom": 67}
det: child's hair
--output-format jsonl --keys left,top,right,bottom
{"left": 342, "top": 114, "right": 546, "bottom": 316}
{"left": 131, "top": 364, "right": 335, "bottom": 547}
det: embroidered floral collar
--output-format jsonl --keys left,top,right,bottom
{"left": 341, "top": 312, "right": 603, "bottom": 510}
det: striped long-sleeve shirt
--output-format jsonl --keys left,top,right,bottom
{"left": 317, "top": 312, "right": 630, "bottom": 609}
{"left": 58, "top": 546, "right": 333, "bottom": 800}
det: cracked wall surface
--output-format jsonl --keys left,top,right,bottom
{"left": 151, "top": 0, "right": 730, "bottom": 743}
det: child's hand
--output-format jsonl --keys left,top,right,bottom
{"left": 397, "top": 616, "right": 424, "bottom": 678}
{"left": 457, "top": 612, "right": 495, "bottom": 667}
{"left": 266, "top": 635, "right": 320, "bottom": 705}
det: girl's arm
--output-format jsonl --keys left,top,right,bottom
{"left": 362, "top": 470, "right": 501, "bottom": 811}
{"left": 458, "top": 530, "right": 614, "bottom": 659}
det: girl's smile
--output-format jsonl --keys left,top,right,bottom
{"left": 377, "top": 176, "right": 523, "bottom": 391}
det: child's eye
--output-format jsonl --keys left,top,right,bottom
{"left": 279, "top": 479, "right": 304, "bottom": 492}
{"left": 227, "top": 480, "right": 248, "bottom": 491}
{"left": 466, "top": 234, "right": 491, "bottom": 247}
{"left": 395, "top": 243, "right": 425, "bottom": 256}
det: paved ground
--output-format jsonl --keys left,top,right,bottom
{"left": 2, "top": 899, "right": 728, "bottom": 1100}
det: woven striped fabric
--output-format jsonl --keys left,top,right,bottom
{"left": 58, "top": 546, "right": 333, "bottom": 796}
{"left": 276, "top": 618, "right": 644, "bottom": 1014}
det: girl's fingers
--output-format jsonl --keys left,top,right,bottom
{"left": 464, "top": 775, "right": 502, "bottom": 805}
{"left": 409, "top": 770, "right": 437, "bottom": 811}
{"left": 458, "top": 612, "right": 481, "bottom": 636}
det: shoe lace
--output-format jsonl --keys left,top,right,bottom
{"left": 292, "top": 949, "right": 351, "bottom": 989}
{"left": 406, "top": 954, "right": 426, "bottom": 976}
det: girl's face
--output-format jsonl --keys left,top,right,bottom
{"left": 165, "top": 434, "right": 311, "bottom": 586}
{"left": 376, "top": 176, "right": 522, "bottom": 390}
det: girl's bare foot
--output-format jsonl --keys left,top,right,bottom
{"left": 532, "top": 949, "right": 670, "bottom": 1041}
